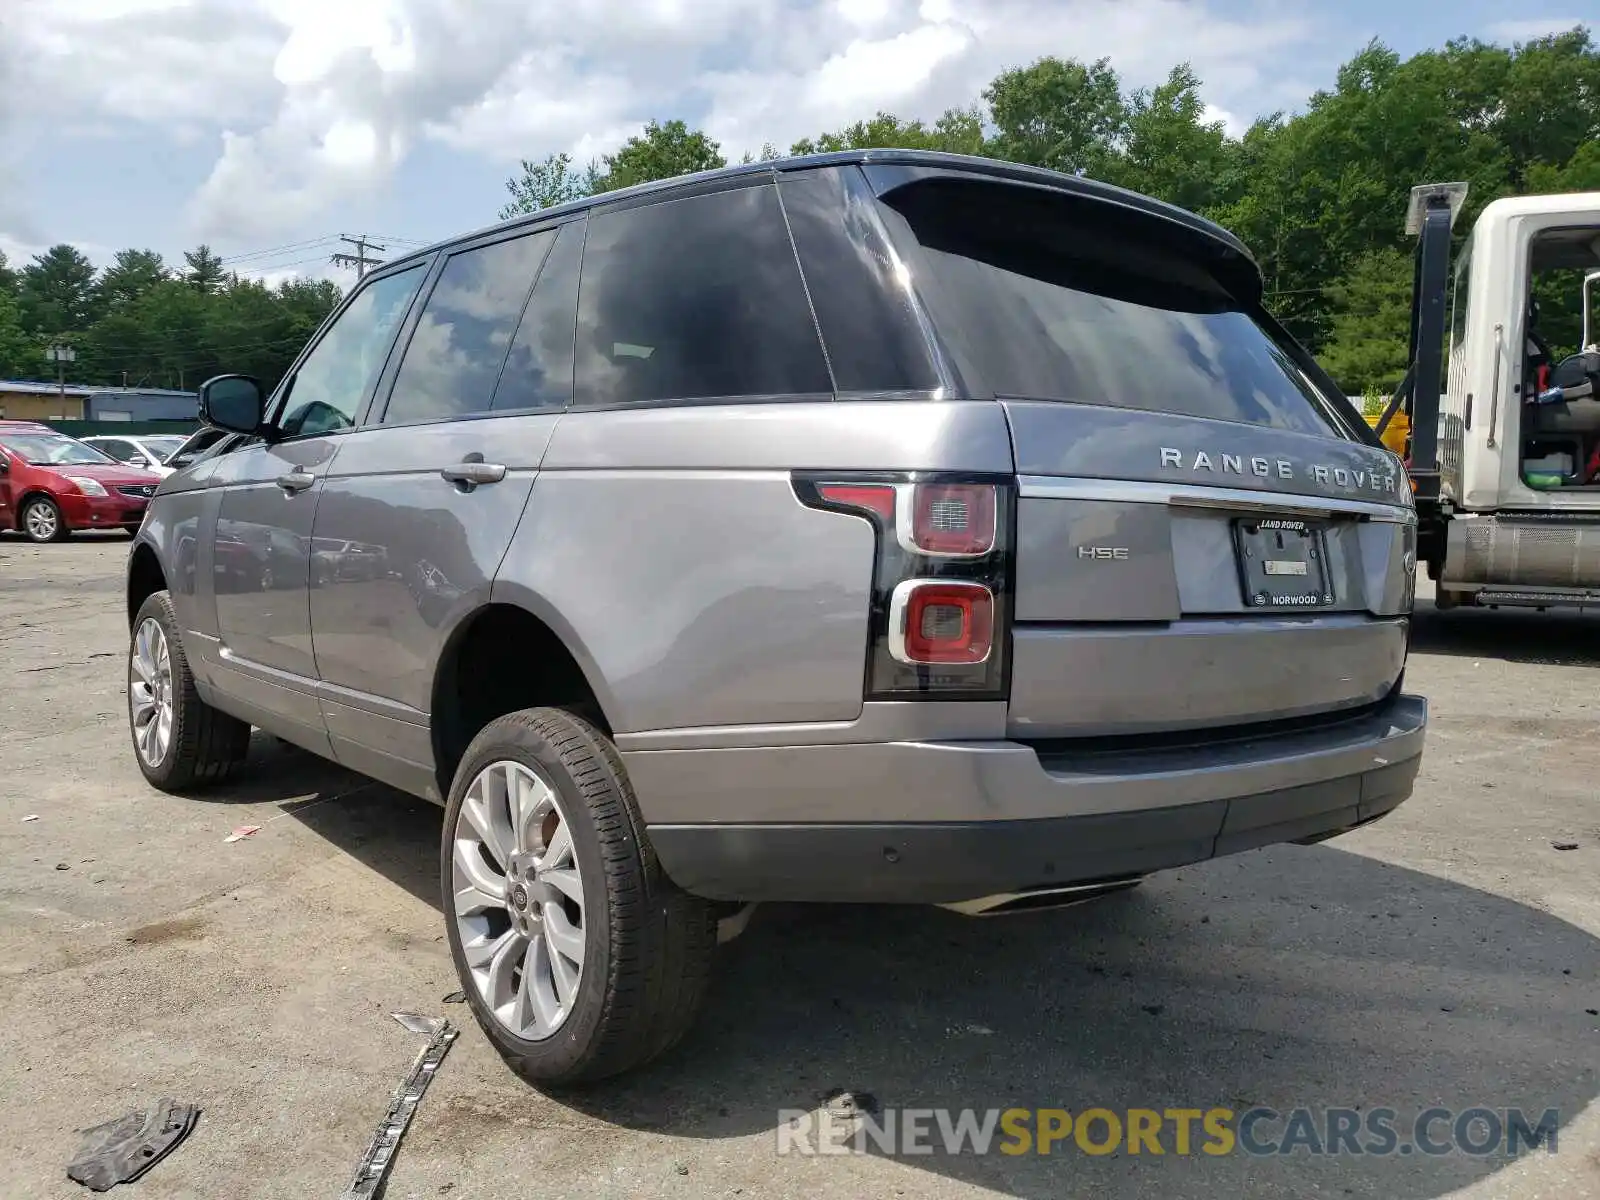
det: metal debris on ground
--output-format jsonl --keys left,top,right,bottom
{"left": 22, "top": 814, "right": 39, "bottom": 822}
{"left": 441, "top": 991, "right": 466, "bottom": 1004}
{"left": 340, "top": 1015, "right": 458, "bottom": 1200}
{"left": 223, "top": 825, "right": 261, "bottom": 843}
{"left": 1552, "top": 840, "right": 1580, "bottom": 851}
{"left": 66, "top": 1098, "right": 200, "bottom": 1192}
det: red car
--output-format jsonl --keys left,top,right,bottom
{"left": 0, "top": 421, "right": 164, "bottom": 542}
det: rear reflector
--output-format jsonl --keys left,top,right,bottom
{"left": 889, "top": 580, "right": 994, "bottom": 665}
{"left": 898, "top": 482, "right": 996, "bottom": 557}
{"left": 816, "top": 483, "right": 897, "bottom": 522}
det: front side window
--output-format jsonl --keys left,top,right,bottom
{"left": 0, "top": 431, "right": 115, "bottom": 466}
{"left": 575, "top": 184, "right": 832, "bottom": 407}
{"left": 886, "top": 178, "right": 1341, "bottom": 436}
{"left": 384, "top": 230, "right": 555, "bottom": 425}
{"left": 278, "top": 265, "right": 425, "bottom": 438}
{"left": 96, "top": 439, "right": 137, "bottom": 461}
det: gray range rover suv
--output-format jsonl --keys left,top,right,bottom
{"left": 125, "top": 150, "right": 1426, "bottom": 1085}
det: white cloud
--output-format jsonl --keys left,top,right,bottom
{"left": 1485, "top": 18, "right": 1587, "bottom": 43}
{"left": 2, "top": 0, "right": 1321, "bottom": 247}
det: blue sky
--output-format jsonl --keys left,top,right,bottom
{"left": 0, "top": 0, "right": 1587, "bottom": 285}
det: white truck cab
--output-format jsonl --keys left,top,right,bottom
{"left": 1386, "top": 184, "right": 1600, "bottom": 610}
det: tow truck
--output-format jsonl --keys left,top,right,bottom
{"left": 1373, "top": 181, "right": 1600, "bottom": 610}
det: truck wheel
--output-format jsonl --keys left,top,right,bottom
{"left": 21, "top": 495, "right": 68, "bottom": 543}
{"left": 442, "top": 708, "right": 717, "bottom": 1087}
{"left": 128, "top": 592, "right": 252, "bottom": 790}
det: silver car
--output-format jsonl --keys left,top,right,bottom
{"left": 124, "top": 150, "right": 1427, "bottom": 1085}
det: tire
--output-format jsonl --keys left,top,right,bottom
{"left": 128, "top": 591, "right": 252, "bottom": 791}
{"left": 20, "top": 495, "right": 67, "bottom": 543}
{"left": 442, "top": 708, "right": 717, "bottom": 1087}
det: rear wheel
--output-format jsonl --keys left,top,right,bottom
{"left": 128, "top": 591, "right": 252, "bottom": 790}
{"left": 21, "top": 495, "right": 67, "bottom": 543}
{"left": 442, "top": 708, "right": 717, "bottom": 1087}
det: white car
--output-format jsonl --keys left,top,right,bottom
{"left": 81, "top": 434, "right": 190, "bottom": 478}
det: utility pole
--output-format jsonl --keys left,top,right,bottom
{"left": 331, "top": 234, "right": 387, "bottom": 277}
{"left": 45, "top": 343, "right": 76, "bottom": 405}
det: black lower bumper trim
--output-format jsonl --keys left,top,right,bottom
{"left": 649, "top": 756, "right": 1421, "bottom": 905}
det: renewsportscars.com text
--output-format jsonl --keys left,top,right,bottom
{"left": 775, "top": 1106, "right": 1560, "bottom": 1158}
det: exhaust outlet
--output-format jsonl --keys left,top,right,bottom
{"left": 939, "top": 878, "right": 1144, "bottom": 917}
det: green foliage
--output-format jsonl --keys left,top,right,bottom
{"left": 499, "top": 151, "right": 590, "bottom": 219}
{"left": 20, "top": 244, "right": 100, "bottom": 337}
{"left": 589, "top": 119, "right": 726, "bottom": 194}
{"left": 183, "top": 244, "right": 227, "bottom": 295}
{"left": 1318, "top": 248, "right": 1416, "bottom": 394}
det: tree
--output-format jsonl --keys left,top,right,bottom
{"left": 19, "top": 244, "right": 99, "bottom": 338}
{"left": 1316, "top": 247, "right": 1414, "bottom": 395}
{"left": 790, "top": 108, "right": 985, "bottom": 156}
{"left": 589, "top": 119, "right": 726, "bottom": 194}
{"left": 0, "top": 289, "right": 32, "bottom": 379}
{"left": 0, "top": 251, "right": 17, "bottom": 298}
{"left": 499, "top": 151, "right": 591, "bottom": 219}
{"left": 97, "top": 249, "right": 169, "bottom": 310}
{"left": 983, "top": 56, "right": 1128, "bottom": 177}
{"left": 1112, "top": 64, "right": 1231, "bottom": 212}
{"left": 184, "top": 244, "right": 227, "bottom": 294}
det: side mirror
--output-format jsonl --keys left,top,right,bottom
{"left": 198, "top": 374, "right": 265, "bottom": 435}
{"left": 0, "top": 458, "right": 8, "bottom": 474}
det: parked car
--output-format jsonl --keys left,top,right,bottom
{"left": 81, "top": 433, "right": 190, "bottom": 478}
{"left": 124, "top": 150, "right": 1427, "bottom": 1086}
{"left": 0, "top": 421, "right": 162, "bottom": 541}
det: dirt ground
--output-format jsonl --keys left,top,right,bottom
{"left": 0, "top": 534, "right": 1596, "bottom": 1200}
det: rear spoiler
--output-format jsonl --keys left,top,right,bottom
{"left": 1374, "top": 182, "right": 1468, "bottom": 502}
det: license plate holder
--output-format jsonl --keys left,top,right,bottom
{"left": 1233, "top": 517, "right": 1334, "bottom": 610}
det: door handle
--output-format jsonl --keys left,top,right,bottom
{"left": 440, "top": 460, "right": 507, "bottom": 488}
{"left": 277, "top": 470, "right": 316, "bottom": 494}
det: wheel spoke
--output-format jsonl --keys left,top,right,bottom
{"left": 540, "top": 866, "right": 583, "bottom": 904}
{"left": 485, "top": 928, "right": 523, "bottom": 1007}
{"left": 523, "top": 934, "right": 562, "bottom": 1032}
{"left": 452, "top": 840, "right": 506, "bottom": 911}
{"left": 540, "top": 820, "right": 574, "bottom": 870}
{"left": 464, "top": 927, "right": 515, "bottom": 972}
{"left": 542, "top": 901, "right": 584, "bottom": 968}
{"left": 460, "top": 783, "right": 513, "bottom": 869}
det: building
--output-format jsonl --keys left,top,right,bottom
{"left": 0, "top": 380, "right": 94, "bottom": 421}
{"left": 0, "top": 381, "right": 199, "bottom": 423}
{"left": 85, "top": 387, "right": 200, "bottom": 422}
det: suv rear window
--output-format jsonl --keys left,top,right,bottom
{"left": 884, "top": 178, "right": 1340, "bottom": 436}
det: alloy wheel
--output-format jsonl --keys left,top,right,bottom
{"left": 451, "top": 760, "right": 586, "bottom": 1040}
{"left": 24, "top": 500, "right": 58, "bottom": 541}
{"left": 129, "top": 618, "right": 174, "bottom": 767}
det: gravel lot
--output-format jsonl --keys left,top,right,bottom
{"left": 1, "top": 534, "right": 1596, "bottom": 1200}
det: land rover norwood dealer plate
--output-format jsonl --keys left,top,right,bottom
{"left": 1233, "top": 517, "right": 1334, "bottom": 608}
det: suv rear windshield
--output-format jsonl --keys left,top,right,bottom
{"left": 884, "top": 178, "right": 1342, "bottom": 437}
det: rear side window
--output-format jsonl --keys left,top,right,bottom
{"left": 781, "top": 168, "right": 940, "bottom": 393}
{"left": 575, "top": 183, "right": 833, "bottom": 407}
{"left": 885, "top": 179, "right": 1339, "bottom": 436}
{"left": 492, "top": 220, "right": 583, "bottom": 413}
{"left": 384, "top": 229, "right": 555, "bottom": 425}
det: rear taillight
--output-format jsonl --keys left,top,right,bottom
{"left": 795, "top": 473, "right": 1013, "bottom": 700}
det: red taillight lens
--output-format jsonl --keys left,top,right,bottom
{"left": 900, "top": 482, "right": 996, "bottom": 557}
{"left": 815, "top": 483, "right": 896, "bottom": 522}
{"left": 890, "top": 580, "right": 994, "bottom": 665}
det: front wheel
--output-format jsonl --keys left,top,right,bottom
{"left": 20, "top": 495, "right": 67, "bottom": 543}
{"left": 128, "top": 591, "right": 252, "bottom": 790}
{"left": 442, "top": 708, "right": 717, "bottom": 1087}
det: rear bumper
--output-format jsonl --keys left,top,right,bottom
{"left": 634, "top": 694, "right": 1427, "bottom": 904}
